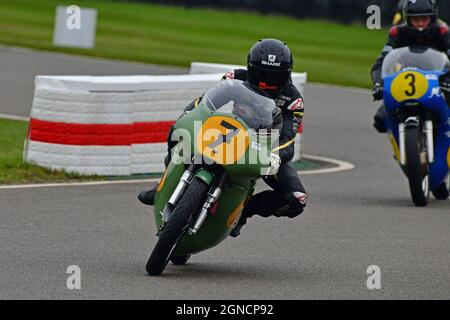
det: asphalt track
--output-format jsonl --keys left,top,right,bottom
{"left": 0, "top": 46, "right": 449, "bottom": 299}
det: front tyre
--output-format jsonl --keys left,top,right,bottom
{"left": 146, "top": 177, "right": 208, "bottom": 276}
{"left": 404, "top": 125, "right": 429, "bottom": 207}
{"left": 170, "top": 255, "right": 191, "bottom": 265}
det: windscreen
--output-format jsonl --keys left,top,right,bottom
{"left": 202, "top": 79, "right": 278, "bottom": 130}
{"left": 382, "top": 46, "right": 449, "bottom": 78}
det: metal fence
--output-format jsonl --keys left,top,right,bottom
{"left": 130, "top": 0, "right": 450, "bottom": 25}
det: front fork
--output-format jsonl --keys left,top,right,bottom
{"left": 159, "top": 163, "right": 226, "bottom": 236}
{"left": 398, "top": 118, "right": 434, "bottom": 166}
{"left": 424, "top": 120, "right": 434, "bottom": 164}
{"left": 188, "top": 172, "right": 227, "bottom": 235}
{"left": 161, "top": 163, "right": 198, "bottom": 223}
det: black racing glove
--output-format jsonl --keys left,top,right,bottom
{"left": 372, "top": 82, "right": 384, "bottom": 101}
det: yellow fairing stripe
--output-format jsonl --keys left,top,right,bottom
{"left": 272, "top": 138, "right": 295, "bottom": 152}
{"left": 389, "top": 134, "right": 401, "bottom": 163}
{"left": 447, "top": 147, "right": 450, "bottom": 168}
{"left": 194, "top": 98, "right": 200, "bottom": 108}
{"left": 226, "top": 201, "right": 245, "bottom": 228}
{"left": 156, "top": 169, "right": 169, "bottom": 192}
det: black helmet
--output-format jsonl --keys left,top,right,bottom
{"left": 247, "top": 39, "right": 293, "bottom": 93}
{"left": 403, "top": 0, "right": 438, "bottom": 36}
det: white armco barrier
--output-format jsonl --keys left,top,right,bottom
{"left": 24, "top": 63, "right": 307, "bottom": 176}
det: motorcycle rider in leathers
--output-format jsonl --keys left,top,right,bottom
{"left": 371, "top": 0, "right": 450, "bottom": 133}
{"left": 138, "top": 39, "right": 308, "bottom": 237}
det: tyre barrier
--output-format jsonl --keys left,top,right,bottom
{"left": 24, "top": 63, "right": 306, "bottom": 175}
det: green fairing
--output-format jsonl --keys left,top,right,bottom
{"left": 152, "top": 80, "right": 275, "bottom": 256}
{"left": 176, "top": 181, "right": 255, "bottom": 255}
{"left": 173, "top": 103, "right": 273, "bottom": 177}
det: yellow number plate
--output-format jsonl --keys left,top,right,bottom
{"left": 391, "top": 71, "right": 429, "bottom": 102}
{"left": 196, "top": 116, "right": 250, "bottom": 165}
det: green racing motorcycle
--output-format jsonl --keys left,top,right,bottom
{"left": 146, "top": 79, "right": 282, "bottom": 276}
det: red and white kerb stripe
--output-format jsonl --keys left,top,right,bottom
{"left": 28, "top": 118, "right": 175, "bottom": 146}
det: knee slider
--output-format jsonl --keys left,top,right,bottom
{"left": 283, "top": 192, "right": 307, "bottom": 218}
{"left": 285, "top": 203, "right": 304, "bottom": 218}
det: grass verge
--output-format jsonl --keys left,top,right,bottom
{"left": 0, "top": 0, "right": 386, "bottom": 88}
{"left": 0, "top": 118, "right": 103, "bottom": 184}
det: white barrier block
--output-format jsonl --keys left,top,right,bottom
{"left": 131, "top": 143, "right": 166, "bottom": 174}
{"left": 26, "top": 141, "right": 130, "bottom": 175}
{"left": 25, "top": 62, "right": 307, "bottom": 176}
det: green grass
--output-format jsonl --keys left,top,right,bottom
{"left": 0, "top": 118, "right": 104, "bottom": 184}
{"left": 0, "top": 0, "right": 387, "bottom": 88}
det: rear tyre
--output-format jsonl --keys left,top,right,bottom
{"left": 404, "top": 125, "right": 429, "bottom": 207}
{"left": 146, "top": 177, "right": 208, "bottom": 276}
{"left": 432, "top": 174, "right": 450, "bottom": 200}
{"left": 170, "top": 255, "right": 191, "bottom": 265}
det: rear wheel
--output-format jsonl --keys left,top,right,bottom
{"left": 432, "top": 174, "right": 450, "bottom": 200}
{"left": 404, "top": 125, "right": 429, "bottom": 207}
{"left": 146, "top": 177, "right": 208, "bottom": 276}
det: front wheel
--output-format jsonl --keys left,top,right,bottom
{"left": 404, "top": 125, "right": 429, "bottom": 207}
{"left": 146, "top": 177, "right": 208, "bottom": 276}
{"left": 170, "top": 255, "right": 191, "bottom": 265}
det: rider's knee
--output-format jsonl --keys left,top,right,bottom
{"left": 275, "top": 191, "right": 307, "bottom": 218}
{"left": 373, "top": 105, "right": 387, "bottom": 133}
{"left": 286, "top": 201, "right": 306, "bottom": 218}
{"left": 285, "top": 206, "right": 304, "bottom": 218}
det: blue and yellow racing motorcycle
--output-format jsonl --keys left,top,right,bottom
{"left": 382, "top": 46, "right": 450, "bottom": 206}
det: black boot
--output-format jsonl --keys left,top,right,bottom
{"left": 229, "top": 190, "right": 282, "bottom": 237}
{"left": 138, "top": 152, "right": 171, "bottom": 206}
{"left": 138, "top": 187, "right": 156, "bottom": 206}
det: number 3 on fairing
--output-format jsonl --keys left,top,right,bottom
{"left": 404, "top": 73, "right": 416, "bottom": 97}
{"left": 391, "top": 71, "right": 428, "bottom": 102}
